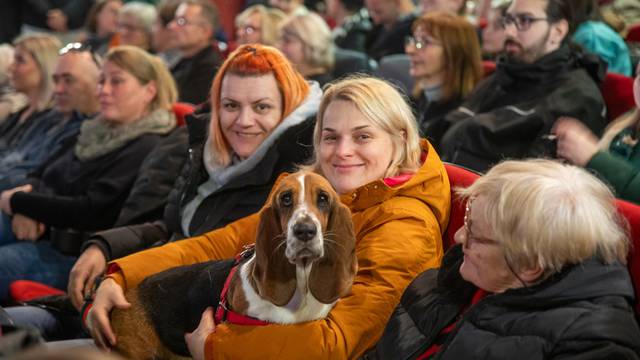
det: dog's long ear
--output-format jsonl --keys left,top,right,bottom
{"left": 309, "top": 201, "right": 357, "bottom": 304}
{"left": 251, "top": 204, "right": 297, "bottom": 306}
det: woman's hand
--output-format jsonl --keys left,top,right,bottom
{"left": 87, "top": 278, "right": 131, "bottom": 350}
{"left": 11, "top": 214, "right": 45, "bottom": 241}
{"left": 185, "top": 307, "right": 216, "bottom": 360}
{"left": 554, "top": 117, "right": 600, "bottom": 167}
{"left": 68, "top": 245, "right": 108, "bottom": 310}
{"left": 0, "top": 184, "right": 32, "bottom": 215}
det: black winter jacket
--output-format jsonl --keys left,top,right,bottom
{"left": 440, "top": 45, "right": 607, "bottom": 173}
{"left": 370, "top": 245, "right": 640, "bottom": 360}
{"left": 86, "top": 111, "right": 316, "bottom": 261}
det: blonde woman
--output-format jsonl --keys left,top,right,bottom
{"left": 278, "top": 12, "right": 335, "bottom": 86}
{"left": 1, "top": 34, "right": 60, "bottom": 149}
{"left": 554, "top": 62, "right": 640, "bottom": 203}
{"left": 235, "top": 4, "right": 286, "bottom": 46}
{"left": 87, "top": 76, "right": 450, "bottom": 359}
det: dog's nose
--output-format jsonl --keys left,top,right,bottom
{"left": 293, "top": 222, "right": 317, "bottom": 242}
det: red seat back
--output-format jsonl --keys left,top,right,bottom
{"left": 443, "top": 163, "right": 480, "bottom": 250}
{"left": 482, "top": 60, "right": 496, "bottom": 78}
{"left": 600, "top": 72, "right": 635, "bottom": 122}
{"left": 172, "top": 102, "right": 195, "bottom": 127}
{"left": 626, "top": 24, "right": 640, "bottom": 43}
{"left": 616, "top": 199, "right": 640, "bottom": 314}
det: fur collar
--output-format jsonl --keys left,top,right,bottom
{"left": 75, "top": 109, "right": 176, "bottom": 161}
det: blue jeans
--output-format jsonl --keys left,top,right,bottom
{"left": 0, "top": 241, "right": 77, "bottom": 302}
{"left": 0, "top": 213, "right": 18, "bottom": 246}
{"left": 5, "top": 305, "right": 88, "bottom": 341}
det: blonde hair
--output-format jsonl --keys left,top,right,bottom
{"left": 309, "top": 76, "right": 422, "bottom": 177}
{"left": 104, "top": 46, "right": 177, "bottom": 111}
{"left": 208, "top": 44, "right": 310, "bottom": 166}
{"left": 13, "top": 33, "right": 61, "bottom": 111}
{"left": 458, "top": 159, "right": 629, "bottom": 276}
{"left": 0, "top": 44, "right": 15, "bottom": 85}
{"left": 235, "top": 5, "right": 286, "bottom": 46}
{"left": 280, "top": 12, "right": 334, "bottom": 71}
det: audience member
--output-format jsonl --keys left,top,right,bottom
{"left": 19, "top": 0, "right": 94, "bottom": 45}
{"left": 115, "top": 2, "right": 156, "bottom": 51}
{"left": 1, "top": 34, "right": 60, "bottom": 151}
{"left": 269, "top": 0, "right": 309, "bottom": 16}
{"left": 364, "top": 0, "right": 416, "bottom": 60}
{"left": 168, "top": 0, "right": 222, "bottom": 105}
{"left": 419, "top": 0, "right": 466, "bottom": 15}
{"left": 481, "top": 1, "right": 509, "bottom": 59}
{"left": 0, "top": 44, "right": 100, "bottom": 192}
{"left": 326, "top": 0, "right": 373, "bottom": 53}
{"left": 440, "top": 0, "right": 606, "bottom": 173}
{"left": 86, "top": 76, "right": 450, "bottom": 359}
{"left": 554, "top": 62, "right": 640, "bottom": 203}
{"left": 0, "top": 45, "right": 28, "bottom": 122}
{"left": 82, "top": 0, "right": 123, "bottom": 56}
{"left": 572, "top": 0, "right": 632, "bottom": 76}
{"left": 373, "top": 159, "right": 640, "bottom": 359}
{"left": 406, "top": 11, "right": 483, "bottom": 150}
{"left": 235, "top": 5, "right": 286, "bottom": 47}
{"left": 0, "top": 46, "right": 178, "bottom": 302}
{"left": 278, "top": 12, "right": 335, "bottom": 86}
{"left": 66, "top": 44, "right": 321, "bottom": 314}
{"left": 152, "top": 0, "right": 182, "bottom": 67}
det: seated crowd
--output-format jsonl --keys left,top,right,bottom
{"left": 0, "top": 0, "right": 639, "bottom": 359}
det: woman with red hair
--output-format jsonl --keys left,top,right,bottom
{"left": 65, "top": 44, "right": 321, "bottom": 311}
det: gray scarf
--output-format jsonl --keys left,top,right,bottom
{"left": 75, "top": 108, "right": 176, "bottom": 161}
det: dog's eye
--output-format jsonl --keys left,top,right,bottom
{"left": 317, "top": 191, "right": 330, "bottom": 207}
{"left": 280, "top": 192, "right": 293, "bottom": 207}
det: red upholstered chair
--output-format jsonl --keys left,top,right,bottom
{"left": 443, "top": 163, "right": 481, "bottom": 250}
{"left": 616, "top": 199, "right": 640, "bottom": 314}
{"left": 482, "top": 60, "right": 496, "bottom": 78}
{"left": 600, "top": 72, "right": 635, "bottom": 122}
{"left": 172, "top": 102, "right": 195, "bottom": 127}
{"left": 626, "top": 24, "right": 640, "bottom": 43}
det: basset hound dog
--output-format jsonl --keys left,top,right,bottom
{"left": 110, "top": 171, "right": 358, "bottom": 359}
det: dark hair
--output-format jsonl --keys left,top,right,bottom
{"left": 84, "top": 0, "right": 120, "bottom": 34}
{"left": 157, "top": 0, "right": 182, "bottom": 27}
{"left": 571, "top": 0, "right": 602, "bottom": 27}
{"left": 341, "top": 0, "right": 364, "bottom": 12}
{"left": 183, "top": 0, "right": 219, "bottom": 29}
{"left": 544, "top": 0, "right": 575, "bottom": 35}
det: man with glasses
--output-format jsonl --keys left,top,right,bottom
{"left": 439, "top": 0, "right": 607, "bottom": 173}
{"left": 168, "top": 0, "right": 222, "bottom": 105}
{"left": 0, "top": 45, "right": 100, "bottom": 192}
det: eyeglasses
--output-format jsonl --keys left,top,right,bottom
{"left": 238, "top": 25, "right": 261, "bottom": 35}
{"left": 173, "top": 17, "right": 205, "bottom": 28}
{"left": 463, "top": 197, "right": 529, "bottom": 288}
{"left": 59, "top": 42, "right": 102, "bottom": 68}
{"left": 501, "top": 13, "right": 549, "bottom": 31}
{"left": 404, "top": 36, "right": 440, "bottom": 50}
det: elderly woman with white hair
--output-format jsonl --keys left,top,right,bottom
{"left": 277, "top": 12, "right": 335, "bottom": 86}
{"left": 372, "top": 159, "right": 640, "bottom": 359}
{"left": 116, "top": 1, "right": 157, "bottom": 51}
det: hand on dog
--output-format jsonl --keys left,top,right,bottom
{"left": 68, "top": 245, "right": 108, "bottom": 310}
{"left": 185, "top": 307, "right": 216, "bottom": 360}
{"left": 88, "top": 278, "right": 131, "bottom": 350}
{"left": 0, "top": 184, "right": 32, "bottom": 215}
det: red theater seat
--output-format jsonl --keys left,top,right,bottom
{"left": 601, "top": 72, "right": 635, "bottom": 122}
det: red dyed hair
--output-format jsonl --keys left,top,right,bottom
{"left": 209, "top": 44, "right": 310, "bottom": 166}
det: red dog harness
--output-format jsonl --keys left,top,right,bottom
{"left": 214, "top": 245, "right": 270, "bottom": 326}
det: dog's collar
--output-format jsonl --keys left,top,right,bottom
{"left": 214, "top": 245, "right": 270, "bottom": 326}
